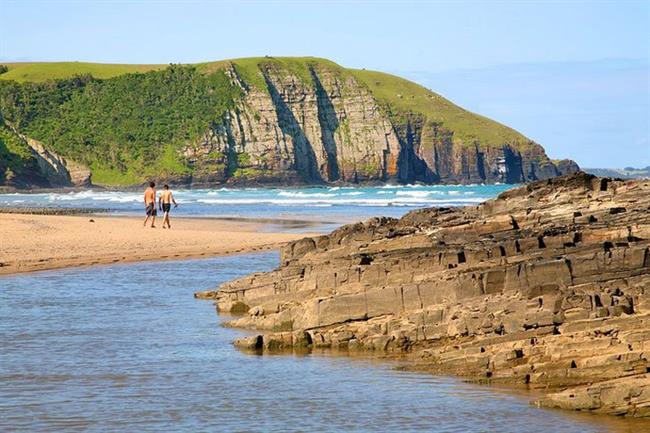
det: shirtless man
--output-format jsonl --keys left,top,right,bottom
{"left": 143, "top": 181, "right": 157, "bottom": 228}
{"left": 158, "top": 184, "right": 178, "bottom": 229}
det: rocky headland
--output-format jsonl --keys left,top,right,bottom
{"left": 0, "top": 58, "right": 577, "bottom": 188}
{"left": 197, "top": 172, "right": 650, "bottom": 417}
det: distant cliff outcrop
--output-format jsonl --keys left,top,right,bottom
{"left": 585, "top": 166, "right": 650, "bottom": 180}
{"left": 0, "top": 58, "right": 578, "bottom": 188}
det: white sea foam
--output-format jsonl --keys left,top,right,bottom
{"left": 0, "top": 184, "right": 501, "bottom": 215}
{"left": 395, "top": 190, "right": 444, "bottom": 197}
{"left": 106, "top": 195, "right": 141, "bottom": 203}
{"left": 91, "top": 193, "right": 141, "bottom": 203}
{"left": 277, "top": 191, "right": 336, "bottom": 198}
{"left": 395, "top": 190, "right": 431, "bottom": 198}
{"left": 195, "top": 197, "right": 483, "bottom": 206}
{"left": 47, "top": 190, "right": 94, "bottom": 201}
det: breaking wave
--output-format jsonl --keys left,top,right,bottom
{"left": 0, "top": 183, "right": 514, "bottom": 220}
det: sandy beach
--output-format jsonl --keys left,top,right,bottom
{"left": 0, "top": 213, "right": 313, "bottom": 275}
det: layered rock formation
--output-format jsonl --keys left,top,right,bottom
{"left": 0, "top": 58, "right": 579, "bottom": 188}
{"left": 184, "top": 61, "right": 578, "bottom": 185}
{"left": 18, "top": 133, "right": 91, "bottom": 187}
{"left": 0, "top": 119, "right": 91, "bottom": 188}
{"left": 184, "top": 64, "right": 401, "bottom": 185}
{"left": 0, "top": 57, "right": 578, "bottom": 185}
{"left": 198, "top": 172, "right": 650, "bottom": 417}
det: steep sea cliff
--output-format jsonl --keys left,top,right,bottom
{"left": 0, "top": 58, "right": 578, "bottom": 188}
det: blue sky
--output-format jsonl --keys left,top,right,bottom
{"left": 1, "top": 0, "right": 648, "bottom": 167}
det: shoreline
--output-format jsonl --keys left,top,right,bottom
{"left": 1, "top": 242, "right": 283, "bottom": 277}
{"left": 0, "top": 213, "right": 316, "bottom": 276}
{"left": 225, "top": 343, "right": 650, "bottom": 431}
{"left": 0, "top": 206, "right": 337, "bottom": 226}
{"left": 0, "top": 179, "right": 510, "bottom": 194}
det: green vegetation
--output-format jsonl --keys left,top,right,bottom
{"left": 349, "top": 69, "right": 530, "bottom": 149}
{"left": 0, "top": 62, "right": 165, "bottom": 83}
{"left": 0, "top": 65, "right": 241, "bottom": 185}
{"left": 0, "top": 56, "right": 539, "bottom": 186}
{"left": 336, "top": 118, "right": 352, "bottom": 144}
{"left": 359, "top": 159, "right": 381, "bottom": 176}
{"left": 584, "top": 166, "right": 650, "bottom": 180}
{"left": 0, "top": 57, "right": 343, "bottom": 88}
{"left": 0, "top": 65, "right": 8, "bottom": 75}
{"left": 198, "top": 56, "right": 343, "bottom": 92}
{"left": 236, "top": 152, "right": 251, "bottom": 166}
{"left": 251, "top": 57, "right": 341, "bottom": 85}
{"left": 232, "top": 167, "right": 272, "bottom": 179}
{"left": 0, "top": 121, "right": 36, "bottom": 181}
{"left": 156, "top": 144, "right": 193, "bottom": 176}
{"left": 89, "top": 163, "right": 142, "bottom": 186}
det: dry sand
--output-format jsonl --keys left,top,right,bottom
{"left": 0, "top": 213, "right": 313, "bottom": 275}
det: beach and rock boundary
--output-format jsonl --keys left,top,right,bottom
{"left": 197, "top": 172, "right": 650, "bottom": 417}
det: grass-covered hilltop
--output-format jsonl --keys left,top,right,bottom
{"left": 0, "top": 57, "right": 578, "bottom": 188}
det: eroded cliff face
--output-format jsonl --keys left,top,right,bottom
{"left": 390, "top": 114, "right": 573, "bottom": 185}
{"left": 0, "top": 59, "right": 578, "bottom": 188}
{"left": 0, "top": 120, "right": 90, "bottom": 188}
{"left": 183, "top": 63, "right": 577, "bottom": 185}
{"left": 198, "top": 173, "right": 650, "bottom": 417}
{"left": 183, "top": 65, "right": 400, "bottom": 185}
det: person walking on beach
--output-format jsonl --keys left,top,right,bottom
{"left": 143, "top": 181, "right": 157, "bottom": 228}
{"left": 158, "top": 184, "right": 178, "bottom": 229}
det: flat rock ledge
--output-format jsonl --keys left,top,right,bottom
{"left": 196, "top": 172, "right": 650, "bottom": 417}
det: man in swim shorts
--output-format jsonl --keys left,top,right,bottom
{"left": 158, "top": 184, "right": 178, "bottom": 229}
{"left": 143, "top": 181, "right": 157, "bottom": 228}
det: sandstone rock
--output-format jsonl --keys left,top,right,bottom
{"left": 536, "top": 374, "right": 650, "bottom": 416}
{"left": 204, "top": 173, "right": 650, "bottom": 417}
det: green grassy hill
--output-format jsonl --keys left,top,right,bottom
{"left": 349, "top": 69, "right": 529, "bottom": 149}
{"left": 0, "top": 57, "right": 547, "bottom": 186}
{"left": 0, "top": 62, "right": 166, "bottom": 82}
{"left": 0, "top": 64, "right": 240, "bottom": 185}
{"left": 0, "top": 57, "right": 342, "bottom": 84}
{"left": 0, "top": 58, "right": 529, "bottom": 149}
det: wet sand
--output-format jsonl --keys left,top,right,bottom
{"left": 0, "top": 213, "right": 314, "bottom": 275}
